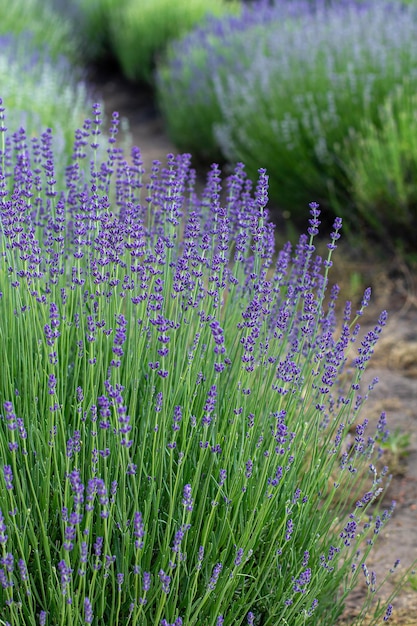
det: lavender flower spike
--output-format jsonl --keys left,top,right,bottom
{"left": 84, "top": 596, "right": 93, "bottom": 624}
{"left": 208, "top": 563, "right": 223, "bottom": 591}
{"left": 0, "top": 510, "right": 8, "bottom": 545}
{"left": 182, "top": 484, "right": 194, "bottom": 512}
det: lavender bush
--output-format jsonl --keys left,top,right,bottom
{"left": 0, "top": 37, "right": 98, "bottom": 179}
{"left": 157, "top": 0, "right": 417, "bottom": 227}
{"left": 0, "top": 0, "right": 77, "bottom": 62}
{"left": 342, "top": 81, "right": 417, "bottom": 249}
{"left": 70, "top": 0, "right": 122, "bottom": 62}
{"left": 0, "top": 100, "right": 408, "bottom": 625}
{"left": 156, "top": 3, "right": 283, "bottom": 160}
{"left": 73, "top": 0, "right": 239, "bottom": 84}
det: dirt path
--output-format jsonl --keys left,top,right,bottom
{"left": 89, "top": 68, "right": 417, "bottom": 625}
{"left": 347, "top": 307, "right": 417, "bottom": 624}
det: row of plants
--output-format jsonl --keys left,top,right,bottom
{"left": 29, "top": 0, "right": 415, "bottom": 252}
{"left": 6, "top": 0, "right": 417, "bottom": 250}
{"left": 69, "top": 0, "right": 240, "bottom": 84}
{"left": 0, "top": 94, "right": 409, "bottom": 625}
{"left": 155, "top": 0, "right": 417, "bottom": 249}
{"left": 0, "top": 0, "right": 97, "bottom": 166}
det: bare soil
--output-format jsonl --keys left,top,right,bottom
{"left": 89, "top": 68, "right": 417, "bottom": 626}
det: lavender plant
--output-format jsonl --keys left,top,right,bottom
{"left": 0, "top": 35, "right": 100, "bottom": 184}
{"left": 73, "top": 0, "right": 239, "bottom": 84}
{"left": 0, "top": 0, "right": 77, "bottom": 62}
{"left": 70, "top": 0, "right": 122, "bottom": 62}
{"left": 110, "top": 0, "right": 240, "bottom": 85}
{"left": 157, "top": 0, "right": 417, "bottom": 226}
{"left": 156, "top": 3, "right": 282, "bottom": 160}
{"left": 342, "top": 82, "right": 417, "bottom": 249}
{"left": 0, "top": 100, "right": 407, "bottom": 625}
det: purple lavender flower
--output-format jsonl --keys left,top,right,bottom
{"left": 182, "top": 484, "right": 194, "bottom": 512}
{"left": 245, "top": 459, "right": 253, "bottom": 479}
{"left": 69, "top": 469, "right": 84, "bottom": 508}
{"left": 268, "top": 466, "right": 283, "bottom": 488}
{"left": 0, "top": 510, "right": 8, "bottom": 545}
{"left": 172, "top": 405, "right": 182, "bottom": 431}
{"left": 84, "top": 596, "right": 93, "bottom": 624}
{"left": 48, "top": 374, "right": 57, "bottom": 395}
{"left": 155, "top": 392, "right": 163, "bottom": 413}
{"left": 18, "top": 558, "right": 28, "bottom": 581}
{"left": 202, "top": 384, "right": 217, "bottom": 425}
{"left": 340, "top": 515, "right": 357, "bottom": 546}
{"left": 3, "top": 402, "right": 17, "bottom": 431}
{"left": 208, "top": 562, "right": 223, "bottom": 591}
{"left": 354, "top": 311, "right": 387, "bottom": 370}
{"left": 197, "top": 546, "right": 204, "bottom": 571}
{"left": 292, "top": 567, "right": 311, "bottom": 593}
{"left": 57, "top": 559, "right": 73, "bottom": 597}
{"left": 0, "top": 567, "right": 10, "bottom": 590}
{"left": 133, "top": 511, "right": 145, "bottom": 549}
{"left": 95, "top": 478, "right": 109, "bottom": 517}
{"left": 66, "top": 430, "right": 82, "bottom": 459}
{"left": 171, "top": 524, "right": 191, "bottom": 554}
{"left": 80, "top": 542, "right": 88, "bottom": 569}
{"left": 139, "top": 570, "right": 151, "bottom": 605}
{"left": 234, "top": 548, "right": 244, "bottom": 566}
{"left": 285, "top": 519, "right": 293, "bottom": 541}
{"left": 219, "top": 469, "right": 227, "bottom": 486}
{"left": 16, "top": 417, "right": 27, "bottom": 440}
{"left": 384, "top": 604, "right": 393, "bottom": 621}
{"left": 93, "top": 536, "right": 103, "bottom": 570}
{"left": 308, "top": 599, "right": 319, "bottom": 616}
{"left": 158, "top": 569, "right": 171, "bottom": 594}
{"left": 3, "top": 466, "right": 13, "bottom": 490}
{"left": 2, "top": 552, "right": 14, "bottom": 573}
{"left": 111, "top": 314, "right": 127, "bottom": 361}
{"left": 63, "top": 521, "right": 77, "bottom": 552}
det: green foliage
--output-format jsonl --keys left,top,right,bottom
{"left": 0, "top": 0, "right": 78, "bottom": 62}
{"left": 343, "top": 83, "right": 417, "bottom": 248}
{"left": 73, "top": 0, "right": 239, "bottom": 84}
{"left": 156, "top": 0, "right": 417, "bottom": 239}
{"left": 0, "top": 38, "right": 97, "bottom": 174}
{"left": 157, "top": 21, "right": 268, "bottom": 160}
{"left": 111, "top": 0, "right": 240, "bottom": 84}
{"left": 71, "top": 0, "right": 122, "bottom": 61}
{"left": 379, "top": 428, "right": 411, "bottom": 473}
